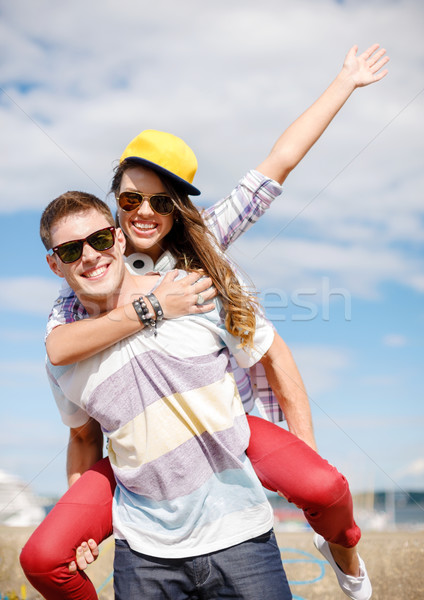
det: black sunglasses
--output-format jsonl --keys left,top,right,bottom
{"left": 51, "top": 227, "right": 116, "bottom": 264}
{"left": 117, "top": 191, "right": 174, "bottom": 215}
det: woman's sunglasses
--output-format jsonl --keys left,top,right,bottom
{"left": 117, "top": 191, "right": 174, "bottom": 216}
{"left": 51, "top": 227, "right": 116, "bottom": 264}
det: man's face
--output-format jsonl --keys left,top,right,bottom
{"left": 46, "top": 208, "right": 127, "bottom": 313}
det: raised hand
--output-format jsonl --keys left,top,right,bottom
{"left": 342, "top": 43, "right": 389, "bottom": 88}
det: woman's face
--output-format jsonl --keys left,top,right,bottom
{"left": 117, "top": 166, "right": 175, "bottom": 262}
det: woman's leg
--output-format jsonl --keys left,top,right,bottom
{"left": 246, "top": 415, "right": 360, "bottom": 547}
{"left": 20, "top": 457, "right": 115, "bottom": 600}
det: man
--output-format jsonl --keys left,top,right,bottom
{"left": 39, "top": 191, "right": 293, "bottom": 599}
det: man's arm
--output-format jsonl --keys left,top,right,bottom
{"left": 256, "top": 44, "right": 389, "bottom": 184}
{"left": 65, "top": 419, "right": 104, "bottom": 572}
{"left": 259, "top": 333, "right": 317, "bottom": 452}
{"left": 67, "top": 418, "right": 104, "bottom": 487}
{"left": 46, "top": 271, "right": 216, "bottom": 366}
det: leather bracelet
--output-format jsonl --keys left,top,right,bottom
{"left": 146, "top": 293, "right": 164, "bottom": 321}
{"left": 132, "top": 297, "right": 157, "bottom": 335}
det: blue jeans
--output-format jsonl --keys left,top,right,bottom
{"left": 114, "top": 529, "right": 292, "bottom": 599}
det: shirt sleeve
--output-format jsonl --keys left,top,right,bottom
{"left": 230, "top": 311, "right": 275, "bottom": 368}
{"left": 213, "top": 300, "right": 274, "bottom": 369}
{"left": 45, "top": 282, "right": 89, "bottom": 340}
{"left": 45, "top": 359, "right": 90, "bottom": 428}
{"left": 203, "top": 170, "right": 283, "bottom": 251}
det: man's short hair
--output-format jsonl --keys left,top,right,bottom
{"left": 40, "top": 191, "right": 114, "bottom": 250}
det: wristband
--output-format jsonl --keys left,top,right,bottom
{"left": 132, "top": 296, "right": 157, "bottom": 335}
{"left": 146, "top": 293, "right": 164, "bottom": 321}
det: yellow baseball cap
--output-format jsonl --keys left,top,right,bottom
{"left": 119, "top": 129, "right": 201, "bottom": 196}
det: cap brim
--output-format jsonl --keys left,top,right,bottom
{"left": 122, "top": 156, "right": 201, "bottom": 196}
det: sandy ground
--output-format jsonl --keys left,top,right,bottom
{"left": 1, "top": 526, "right": 423, "bottom": 599}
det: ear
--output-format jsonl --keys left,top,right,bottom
{"left": 116, "top": 227, "right": 127, "bottom": 255}
{"left": 46, "top": 253, "right": 65, "bottom": 278}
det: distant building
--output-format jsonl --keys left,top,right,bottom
{"left": 0, "top": 469, "right": 45, "bottom": 526}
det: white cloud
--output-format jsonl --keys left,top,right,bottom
{"left": 2, "top": 1, "right": 422, "bottom": 306}
{"left": 383, "top": 334, "right": 408, "bottom": 348}
{"left": 228, "top": 235, "right": 423, "bottom": 299}
{"left": 402, "top": 458, "right": 424, "bottom": 477}
{"left": 0, "top": 329, "right": 45, "bottom": 343}
{"left": 0, "top": 416, "right": 69, "bottom": 496}
{"left": 315, "top": 414, "right": 424, "bottom": 430}
{"left": 359, "top": 374, "right": 399, "bottom": 387}
{"left": 1, "top": 0, "right": 423, "bottom": 217}
{"left": 393, "top": 458, "right": 424, "bottom": 482}
{"left": 311, "top": 415, "right": 424, "bottom": 492}
{"left": 0, "top": 360, "right": 47, "bottom": 387}
{"left": 0, "top": 277, "right": 59, "bottom": 315}
{"left": 288, "top": 344, "right": 351, "bottom": 397}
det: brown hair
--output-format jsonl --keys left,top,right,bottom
{"left": 40, "top": 191, "right": 114, "bottom": 250}
{"left": 111, "top": 161, "right": 257, "bottom": 349}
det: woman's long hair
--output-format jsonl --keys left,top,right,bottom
{"left": 111, "top": 160, "right": 257, "bottom": 349}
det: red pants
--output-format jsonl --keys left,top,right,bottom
{"left": 20, "top": 416, "right": 360, "bottom": 599}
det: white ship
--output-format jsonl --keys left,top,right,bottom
{"left": 0, "top": 469, "right": 45, "bottom": 526}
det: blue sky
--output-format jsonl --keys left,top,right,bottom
{"left": 0, "top": 0, "right": 423, "bottom": 497}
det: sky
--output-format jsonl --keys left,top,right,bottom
{"left": 0, "top": 0, "right": 423, "bottom": 499}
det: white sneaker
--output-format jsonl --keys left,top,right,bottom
{"left": 313, "top": 533, "right": 372, "bottom": 600}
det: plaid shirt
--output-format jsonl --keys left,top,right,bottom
{"left": 46, "top": 169, "right": 284, "bottom": 423}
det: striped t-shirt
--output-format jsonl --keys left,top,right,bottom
{"left": 47, "top": 276, "right": 275, "bottom": 558}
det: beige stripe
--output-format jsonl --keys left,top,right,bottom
{"left": 108, "top": 373, "right": 245, "bottom": 469}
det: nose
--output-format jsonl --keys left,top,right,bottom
{"left": 136, "top": 198, "right": 155, "bottom": 218}
{"left": 81, "top": 241, "right": 102, "bottom": 262}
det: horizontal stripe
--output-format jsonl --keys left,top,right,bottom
{"left": 87, "top": 348, "right": 230, "bottom": 432}
{"left": 111, "top": 414, "right": 249, "bottom": 500}
{"left": 53, "top": 314, "right": 227, "bottom": 407}
{"left": 117, "top": 502, "right": 273, "bottom": 559}
{"left": 53, "top": 307, "right": 273, "bottom": 429}
{"left": 107, "top": 374, "right": 245, "bottom": 470}
{"left": 113, "top": 458, "right": 273, "bottom": 558}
